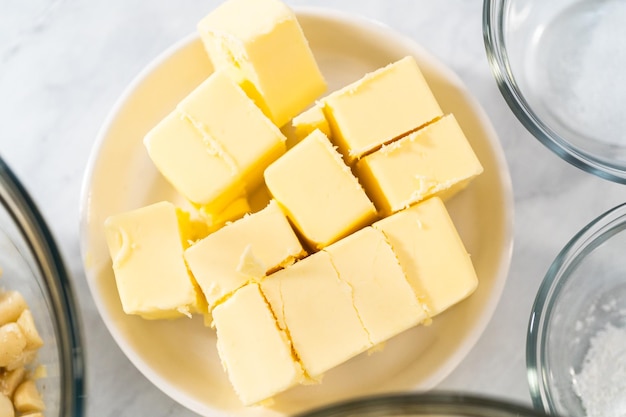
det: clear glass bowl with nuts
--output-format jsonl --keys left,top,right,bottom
{"left": 0, "top": 156, "right": 84, "bottom": 417}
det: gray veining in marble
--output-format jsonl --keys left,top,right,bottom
{"left": 1, "top": 1, "right": 625, "bottom": 416}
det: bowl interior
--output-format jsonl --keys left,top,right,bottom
{"left": 485, "top": 0, "right": 626, "bottom": 181}
{"left": 528, "top": 203, "right": 626, "bottom": 416}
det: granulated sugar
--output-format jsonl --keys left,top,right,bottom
{"left": 572, "top": 323, "right": 626, "bottom": 417}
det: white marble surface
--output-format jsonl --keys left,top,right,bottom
{"left": 2, "top": 1, "right": 626, "bottom": 416}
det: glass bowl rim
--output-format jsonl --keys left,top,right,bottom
{"left": 482, "top": 0, "right": 626, "bottom": 184}
{"left": 0, "top": 156, "right": 85, "bottom": 417}
{"left": 292, "top": 392, "right": 554, "bottom": 417}
{"left": 526, "top": 201, "right": 626, "bottom": 414}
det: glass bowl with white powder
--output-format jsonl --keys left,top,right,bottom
{"left": 527, "top": 202, "right": 626, "bottom": 417}
{"left": 483, "top": 0, "right": 626, "bottom": 182}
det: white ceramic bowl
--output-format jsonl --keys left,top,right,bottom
{"left": 80, "top": 8, "right": 514, "bottom": 417}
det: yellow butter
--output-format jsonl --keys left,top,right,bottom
{"left": 324, "top": 227, "right": 428, "bottom": 344}
{"left": 260, "top": 250, "right": 371, "bottom": 378}
{"left": 103, "top": 201, "right": 206, "bottom": 319}
{"left": 145, "top": 70, "right": 286, "bottom": 214}
{"left": 213, "top": 283, "right": 304, "bottom": 405}
{"left": 144, "top": 112, "right": 243, "bottom": 213}
{"left": 175, "top": 206, "right": 211, "bottom": 246}
{"left": 373, "top": 197, "right": 478, "bottom": 317}
{"left": 322, "top": 56, "right": 443, "bottom": 164}
{"left": 196, "top": 194, "right": 251, "bottom": 233}
{"left": 184, "top": 200, "right": 305, "bottom": 309}
{"left": 197, "top": 0, "right": 326, "bottom": 127}
{"left": 264, "top": 129, "right": 377, "bottom": 250}
{"left": 247, "top": 183, "right": 272, "bottom": 213}
{"left": 282, "top": 103, "right": 331, "bottom": 149}
{"left": 177, "top": 71, "right": 287, "bottom": 191}
{"left": 357, "top": 114, "right": 483, "bottom": 216}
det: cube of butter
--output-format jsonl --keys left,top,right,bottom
{"left": 197, "top": 0, "right": 327, "bottom": 127}
{"left": 144, "top": 112, "right": 243, "bottom": 213}
{"left": 104, "top": 201, "right": 206, "bottom": 319}
{"left": 373, "top": 197, "right": 478, "bottom": 317}
{"left": 261, "top": 250, "right": 372, "bottom": 378}
{"left": 324, "top": 227, "right": 428, "bottom": 344}
{"left": 197, "top": 194, "right": 251, "bottom": 234}
{"left": 177, "top": 71, "right": 286, "bottom": 190}
{"left": 145, "top": 71, "right": 286, "bottom": 214}
{"left": 356, "top": 114, "right": 484, "bottom": 216}
{"left": 322, "top": 56, "right": 443, "bottom": 164}
{"left": 264, "top": 130, "right": 377, "bottom": 250}
{"left": 213, "top": 283, "right": 304, "bottom": 405}
{"left": 184, "top": 200, "right": 305, "bottom": 309}
{"left": 282, "top": 103, "right": 331, "bottom": 149}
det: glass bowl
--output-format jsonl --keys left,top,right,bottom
{"left": 527, "top": 202, "right": 626, "bottom": 417}
{"left": 293, "top": 392, "right": 553, "bottom": 417}
{"left": 483, "top": 0, "right": 626, "bottom": 183}
{"left": 0, "top": 156, "right": 84, "bottom": 416}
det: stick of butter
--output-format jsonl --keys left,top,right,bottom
{"left": 197, "top": 0, "right": 327, "bottom": 127}
{"left": 259, "top": 226, "right": 429, "bottom": 380}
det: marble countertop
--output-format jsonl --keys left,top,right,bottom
{"left": 2, "top": 1, "right": 626, "bottom": 416}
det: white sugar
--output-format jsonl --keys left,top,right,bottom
{"left": 572, "top": 323, "right": 626, "bottom": 417}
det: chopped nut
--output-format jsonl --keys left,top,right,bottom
{"left": 17, "top": 310, "right": 43, "bottom": 351}
{"left": 0, "top": 292, "right": 27, "bottom": 327}
{"left": 13, "top": 379, "right": 45, "bottom": 413}
{"left": 0, "top": 323, "right": 26, "bottom": 368}
{"left": 0, "top": 392, "right": 14, "bottom": 417}
{"left": 6, "top": 349, "right": 37, "bottom": 372}
{"left": 0, "top": 366, "right": 26, "bottom": 397}
{"left": 0, "top": 286, "right": 45, "bottom": 415}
